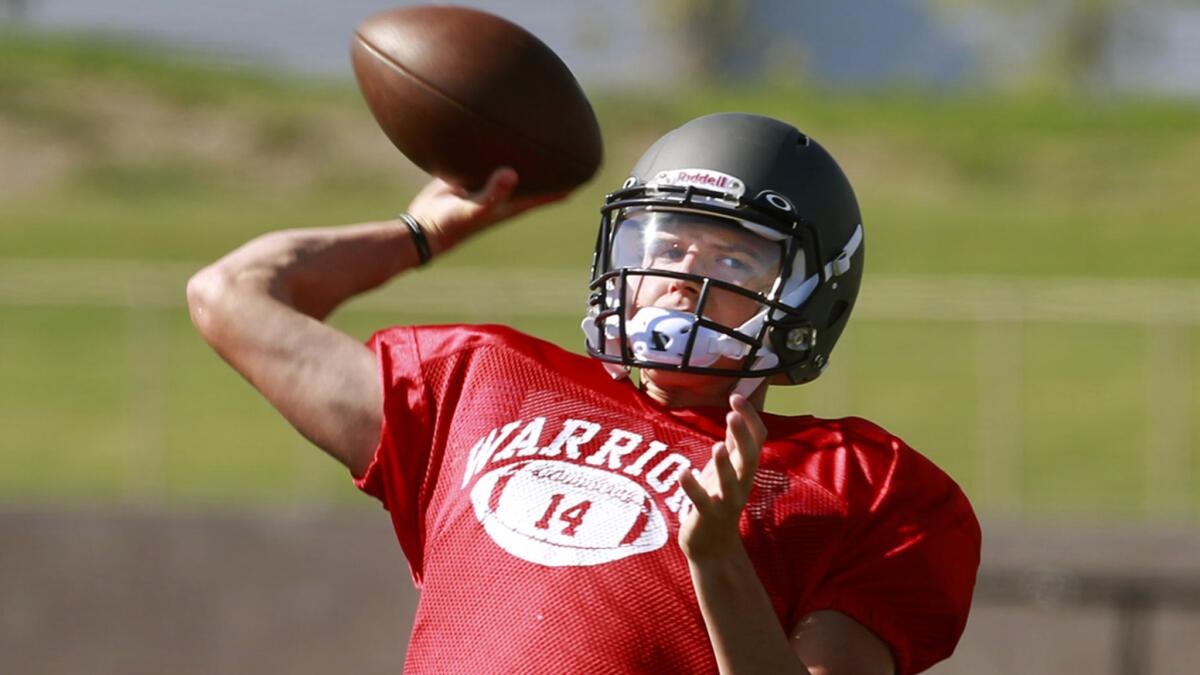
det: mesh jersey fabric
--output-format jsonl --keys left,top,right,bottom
{"left": 356, "top": 324, "right": 980, "bottom": 674}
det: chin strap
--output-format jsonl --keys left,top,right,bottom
{"left": 601, "top": 361, "right": 629, "bottom": 380}
{"left": 731, "top": 352, "right": 778, "bottom": 398}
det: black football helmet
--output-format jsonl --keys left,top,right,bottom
{"left": 580, "top": 113, "right": 864, "bottom": 391}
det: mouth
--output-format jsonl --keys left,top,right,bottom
{"left": 646, "top": 294, "right": 698, "bottom": 314}
{"left": 658, "top": 300, "right": 696, "bottom": 313}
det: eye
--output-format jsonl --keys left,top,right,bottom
{"left": 712, "top": 254, "right": 772, "bottom": 288}
{"left": 647, "top": 238, "right": 685, "bottom": 261}
{"left": 717, "top": 255, "right": 748, "bottom": 271}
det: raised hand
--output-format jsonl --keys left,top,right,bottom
{"left": 406, "top": 167, "right": 570, "bottom": 255}
{"left": 677, "top": 393, "right": 768, "bottom": 561}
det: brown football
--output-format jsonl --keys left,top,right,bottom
{"left": 350, "top": 5, "right": 603, "bottom": 196}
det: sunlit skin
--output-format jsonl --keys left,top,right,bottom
{"left": 625, "top": 215, "right": 782, "bottom": 410}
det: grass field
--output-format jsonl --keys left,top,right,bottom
{"left": 2, "top": 31, "right": 1198, "bottom": 517}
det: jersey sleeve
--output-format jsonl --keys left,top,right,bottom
{"left": 355, "top": 324, "right": 509, "bottom": 583}
{"left": 353, "top": 326, "right": 435, "bottom": 583}
{"left": 801, "top": 426, "right": 981, "bottom": 675}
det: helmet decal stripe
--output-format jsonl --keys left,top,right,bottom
{"left": 822, "top": 224, "right": 864, "bottom": 281}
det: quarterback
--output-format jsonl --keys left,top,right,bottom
{"left": 188, "top": 113, "right": 980, "bottom": 674}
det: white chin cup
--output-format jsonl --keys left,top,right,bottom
{"left": 626, "top": 307, "right": 748, "bottom": 367}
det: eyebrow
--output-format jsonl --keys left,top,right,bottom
{"left": 647, "top": 225, "right": 778, "bottom": 268}
{"left": 711, "top": 239, "right": 775, "bottom": 267}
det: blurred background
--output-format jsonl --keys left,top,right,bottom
{"left": 1, "top": 0, "right": 1198, "bottom": 673}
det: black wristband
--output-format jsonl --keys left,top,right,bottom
{"left": 399, "top": 212, "right": 433, "bottom": 266}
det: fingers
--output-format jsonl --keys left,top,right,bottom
{"left": 406, "top": 167, "right": 571, "bottom": 256}
{"left": 725, "top": 395, "right": 765, "bottom": 486}
{"left": 678, "top": 467, "right": 710, "bottom": 511}
{"left": 469, "top": 166, "right": 518, "bottom": 205}
{"left": 730, "top": 393, "right": 767, "bottom": 445}
{"left": 465, "top": 167, "right": 577, "bottom": 225}
{"left": 724, "top": 412, "right": 747, "bottom": 472}
{"left": 680, "top": 401, "right": 766, "bottom": 557}
{"left": 712, "top": 442, "right": 740, "bottom": 503}
{"left": 682, "top": 443, "right": 744, "bottom": 512}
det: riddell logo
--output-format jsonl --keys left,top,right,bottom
{"left": 652, "top": 169, "right": 746, "bottom": 198}
{"left": 677, "top": 171, "right": 729, "bottom": 188}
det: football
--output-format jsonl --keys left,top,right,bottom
{"left": 350, "top": 5, "right": 603, "bottom": 196}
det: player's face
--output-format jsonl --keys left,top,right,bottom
{"left": 618, "top": 210, "right": 782, "bottom": 327}
{"left": 605, "top": 209, "right": 785, "bottom": 403}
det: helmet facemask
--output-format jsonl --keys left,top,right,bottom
{"left": 581, "top": 184, "right": 825, "bottom": 391}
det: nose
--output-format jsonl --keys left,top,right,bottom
{"left": 673, "top": 250, "right": 700, "bottom": 274}
{"left": 667, "top": 253, "right": 702, "bottom": 296}
{"left": 666, "top": 277, "right": 698, "bottom": 296}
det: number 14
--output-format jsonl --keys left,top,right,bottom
{"left": 534, "top": 493, "right": 592, "bottom": 537}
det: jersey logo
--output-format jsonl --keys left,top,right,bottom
{"left": 461, "top": 417, "right": 695, "bottom": 567}
{"left": 469, "top": 460, "right": 668, "bottom": 566}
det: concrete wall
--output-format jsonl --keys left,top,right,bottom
{"left": 1, "top": 509, "right": 415, "bottom": 675}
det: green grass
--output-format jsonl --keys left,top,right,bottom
{"left": 5, "top": 302, "right": 1192, "bottom": 518}
{"left": 2, "top": 30, "right": 1198, "bottom": 518}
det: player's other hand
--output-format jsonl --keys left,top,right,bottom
{"left": 677, "top": 393, "right": 768, "bottom": 562}
{"left": 407, "top": 167, "right": 570, "bottom": 256}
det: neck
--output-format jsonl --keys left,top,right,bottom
{"left": 639, "top": 369, "right": 767, "bottom": 410}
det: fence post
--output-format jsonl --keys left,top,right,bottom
{"left": 123, "top": 300, "right": 168, "bottom": 502}
{"left": 1144, "top": 323, "right": 1193, "bottom": 516}
{"left": 976, "top": 318, "right": 1023, "bottom": 513}
{"left": 1114, "top": 589, "right": 1150, "bottom": 675}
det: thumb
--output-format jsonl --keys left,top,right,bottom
{"left": 471, "top": 167, "right": 519, "bottom": 206}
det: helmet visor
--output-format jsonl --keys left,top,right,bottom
{"left": 610, "top": 208, "right": 783, "bottom": 294}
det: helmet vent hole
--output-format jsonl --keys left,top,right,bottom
{"left": 797, "top": 133, "right": 810, "bottom": 147}
{"left": 763, "top": 192, "right": 793, "bottom": 211}
{"left": 827, "top": 300, "right": 849, "bottom": 327}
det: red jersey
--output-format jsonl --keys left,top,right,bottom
{"left": 357, "top": 324, "right": 980, "bottom": 674}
